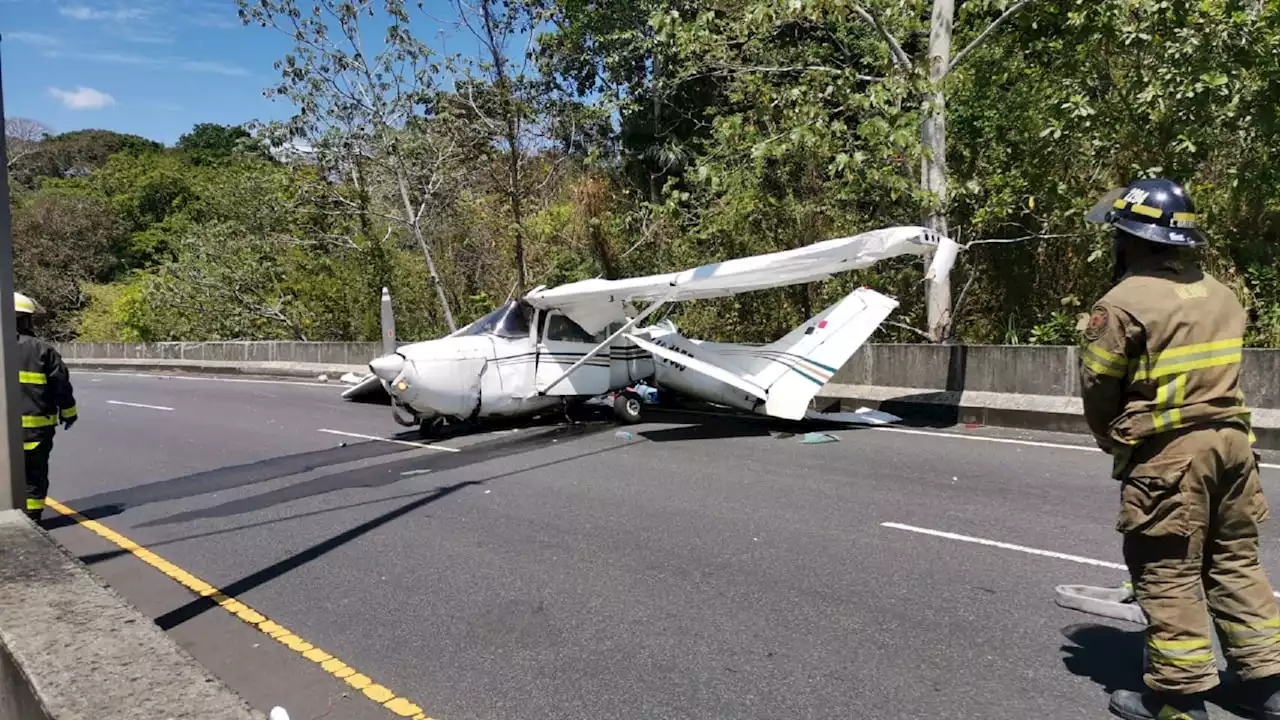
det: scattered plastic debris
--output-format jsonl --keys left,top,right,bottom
{"left": 799, "top": 432, "right": 839, "bottom": 444}
{"left": 400, "top": 469, "right": 433, "bottom": 477}
{"left": 317, "top": 374, "right": 329, "bottom": 383}
{"left": 484, "top": 490, "right": 491, "bottom": 494}
{"left": 339, "top": 442, "right": 348, "bottom": 448}
{"left": 270, "top": 708, "right": 291, "bottom": 720}
{"left": 804, "top": 407, "right": 902, "bottom": 426}
{"left": 614, "top": 431, "right": 634, "bottom": 441}
{"left": 633, "top": 382, "right": 660, "bottom": 404}
{"left": 769, "top": 430, "right": 796, "bottom": 439}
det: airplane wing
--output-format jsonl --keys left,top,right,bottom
{"left": 524, "top": 225, "right": 958, "bottom": 334}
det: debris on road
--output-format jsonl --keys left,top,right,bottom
{"left": 799, "top": 432, "right": 839, "bottom": 444}
{"left": 614, "top": 431, "right": 634, "bottom": 441}
{"left": 804, "top": 407, "right": 901, "bottom": 426}
{"left": 769, "top": 430, "right": 795, "bottom": 439}
{"left": 401, "top": 469, "right": 433, "bottom": 477}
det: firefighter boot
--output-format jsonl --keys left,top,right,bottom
{"left": 1230, "top": 675, "right": 1280, "bottom": 720}
{"left": 1108, "top": 689, "right": 1208, "bottom": 720}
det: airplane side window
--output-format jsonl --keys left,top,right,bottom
{"left": 493, "top": 302, "right": 533, "bottom": 339}
{"left": 546, "top": 313, "right": 596, "bottom": 343}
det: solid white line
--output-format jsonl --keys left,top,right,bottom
{"left": 881, "top": 522, "right": 1129, "bottom": 570}
{"left": 106, "top": 400, "right": 174, "bottom": 412}
{"left": 78, "top": 371, "right": 335, "bottom": 388}
{"left": 882, "top": 521, "right": 1280, "bottom": 599}
{"left": 869, "top": 426, "right": 1280, "bottom": 471}
{"left": 318, "top": 428, "right": 459, "bottom": 453}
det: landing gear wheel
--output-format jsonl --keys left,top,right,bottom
{"left": 418, "top": 417, "right": 445, "bottom": 438}
{"left": 613, "top": 391, "right": 643, "bottom": 424}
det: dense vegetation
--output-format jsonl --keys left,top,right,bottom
{"left": 7, "top": 0, "right": 1280, "bottom": 346}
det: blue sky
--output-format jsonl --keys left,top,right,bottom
{"left": 1, "top": 0, "right": 493, "bottom": 146}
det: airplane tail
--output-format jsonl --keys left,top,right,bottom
{"left": 747, "top": 288, "right": 898, "bottom": 420}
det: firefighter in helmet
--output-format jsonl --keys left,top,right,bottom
{"left": 1080, "top": 178, "right": 1280, "bottom": 720}
{"left": 14, "top": 292, "right": 76, "bottom": 523}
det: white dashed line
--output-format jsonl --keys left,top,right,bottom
{"left": 870, "top": 426, "right": 1280, "bottom": 471}
{"left": 881, "top": 522, "right": 1128, "bottom": 570}
{"left": 318, "top": 428, "right": 459, "bottom": 452}
{"left": 881, "top": 521, "right": 1280, "bottom": 598}
{"left": 106, "top": 400, "right": 174, "bottom": 412}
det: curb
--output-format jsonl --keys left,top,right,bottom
{"left": 65, "top": 358, "right": 366, "bottom": 382}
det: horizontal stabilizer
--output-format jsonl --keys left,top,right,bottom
{"left": 625, "top": 333, "right": 768, "bottom": 401}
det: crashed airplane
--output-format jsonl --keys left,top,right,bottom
{"left": 342, "top": 225, "right": 962, "bottom": 436}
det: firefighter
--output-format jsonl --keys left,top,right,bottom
{"left": 1080, "top": 178, "right": 1280, "bottom": 720}
{"left": 14, "top": 292, "right": 76, "bottom": 523}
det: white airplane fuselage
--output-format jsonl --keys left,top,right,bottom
{"left": 368, "top": 300, "right": 656, "bottom": 422}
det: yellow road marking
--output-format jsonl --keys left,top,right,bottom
{"left": 44, "top": 497, "right": 436, "bottom": 720}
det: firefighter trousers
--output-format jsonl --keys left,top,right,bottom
{"left": 24, "top": 436, "right": 51, "bottom": 520}
{"left": 1118, "top": 424, "right": 1280, "bottom": 694}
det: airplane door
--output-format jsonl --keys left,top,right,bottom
{"left": 535, "top": 310, "right": 611, "bottom": 396}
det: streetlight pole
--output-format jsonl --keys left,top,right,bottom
{"left": 0, "top": 37, "right": 29, "bottom": 511}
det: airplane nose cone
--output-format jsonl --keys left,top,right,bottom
{"left": 369, "top": 353, "right": 406, "bottom": 382}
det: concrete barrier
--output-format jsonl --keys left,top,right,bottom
{"left": 0, "top": 510, "right": 264, "bottom": 720}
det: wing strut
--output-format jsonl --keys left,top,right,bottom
{"left": 537, "top": 295, "right": 672, "bottom": 395}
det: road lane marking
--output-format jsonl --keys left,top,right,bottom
{"left": 870, "top": 426, "right": 1280, "bottom": 471}
{"left": 880, "top": 522, "right": 1128, "bottom": 570}
{"left": 882, "top": 521, "right": 1280, "bottom": 599}
{"left": 107, "top": 400, "right": 175, "bottom": 411}
{"left": 318, "top": 428, "right": 460, "bottom": 453}
{"left": 44, "top": 497, "right": 436, "bottom": 720}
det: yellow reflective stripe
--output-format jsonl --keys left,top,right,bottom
{"left": 1151, "top": 376, "right": 1186, "bottom": 432}
{"left": 23, "top": 441, "right": 40, "bottom": 450}
{"left": 1133, "top": 338, "right": 1244, "bottom": 380}
{"left": 60, "top": 406, "right": 77, "bottom": 419}
{"left": 1172, "top": 212, "right": 1197, "bottom": 223}
{"left": 1149, "top": 637, "right": 1215, "bottom": 666}
{"left": 1218, "top": 617, "right": 1280, "bottom": 647}
{"left": 1082, "top": 345, "right": 1129, "bottom": 378}
{"left": 26, "top": 498, "right": 44, "bottom": 511}
{"left": 1131, "top": 203, "right": 1164, "bottom": 219}
{"left": 21, "top": 415, "right": 57, "bottom": 428}
{"left": 18, "top": 371, "right": 46, "bottom": 385}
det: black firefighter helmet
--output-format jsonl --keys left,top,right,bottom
{"left": 1085, "top": 177, "right": 1206, "bottom": 247}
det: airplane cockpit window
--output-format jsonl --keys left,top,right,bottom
{"left": 465, "top": 300, "right": 533, "bottom": 339}
{"left": 545, "top": 312, "right": 597, "bottom": 344}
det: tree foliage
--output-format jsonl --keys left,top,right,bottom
{"left": 7, "top": 0, "right": 1280, "bottom": 348}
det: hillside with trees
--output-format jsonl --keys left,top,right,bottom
{"left": 6, "top": 0, "right": 1280, "bottom": 346}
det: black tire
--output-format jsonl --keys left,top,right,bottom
{"left": 613, "top": 391, "right": 643, "bottom": 424}
{"left": 418, "top": 416, "right": 445, "bottom": 438}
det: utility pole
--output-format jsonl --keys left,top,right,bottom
{"left": 0, "top": 37, "right": 28, "bottom": 511}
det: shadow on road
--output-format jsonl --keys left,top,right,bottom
{"left": 139, "top": 421, "right": 618, "bottom": 526}
{"left": 41, "top": 503, "right": 126, "bottom": 531}
{"left": 153, "top": 441, "right": 629, "bottom": 631}
{"left": 1060, "top": 622, "right": 1146, "bottom": 694}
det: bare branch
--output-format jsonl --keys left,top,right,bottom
{"left": 883, "top": 320, "right": 934, "bottom": 342}
{"left": 964, "top": 232, "right": 1084, "bottom": 247}
{"left": 851, "top": 4, "right": 912, "bottom": 69}
{"left": 948, "top": 0, "right": 1035, "bottom": 75}
{"left": 700, "top": 63, "right": 884, "bottom": 82}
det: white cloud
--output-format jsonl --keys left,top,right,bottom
{"left": 48, "top": 86, "right": 116, "bottom": 110}
{"left": 5, "top": 31, "right": 59, "bottom": 47}
{"left": 42, "top": 50, "right": 248, "bottom": 76}
{"left": 59, "top": 5, "right": 146, "bottom": 21}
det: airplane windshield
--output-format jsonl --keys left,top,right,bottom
{"left": 465, "top": 300, "right": 533, "bottom": 339}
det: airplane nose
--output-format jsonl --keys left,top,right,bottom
{"left": 369, "top": 353, "right": 406, "bottom": 382}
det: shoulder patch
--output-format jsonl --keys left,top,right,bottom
{"left": 1083, "top": 305, "right": 1109, "bottom": 342}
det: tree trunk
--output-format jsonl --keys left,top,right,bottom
{"left": 922, "top": 0, "right": 954, "bottom": 342}
{"left": 394, "top": 167, "right": 457, "bottom": 332}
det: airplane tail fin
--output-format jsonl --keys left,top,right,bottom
{"left": 749, "top": 288, "right": 898, "bottom": 420}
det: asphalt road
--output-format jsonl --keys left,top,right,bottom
{"left": 40, "top": 370, "right": 1280, "bottom": 720}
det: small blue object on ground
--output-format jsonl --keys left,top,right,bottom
{"left": 614, "top": 431, "right": 634, "bottom": 441}
{"left": 799, "top": 432, "right": 839, "bottom": 444}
